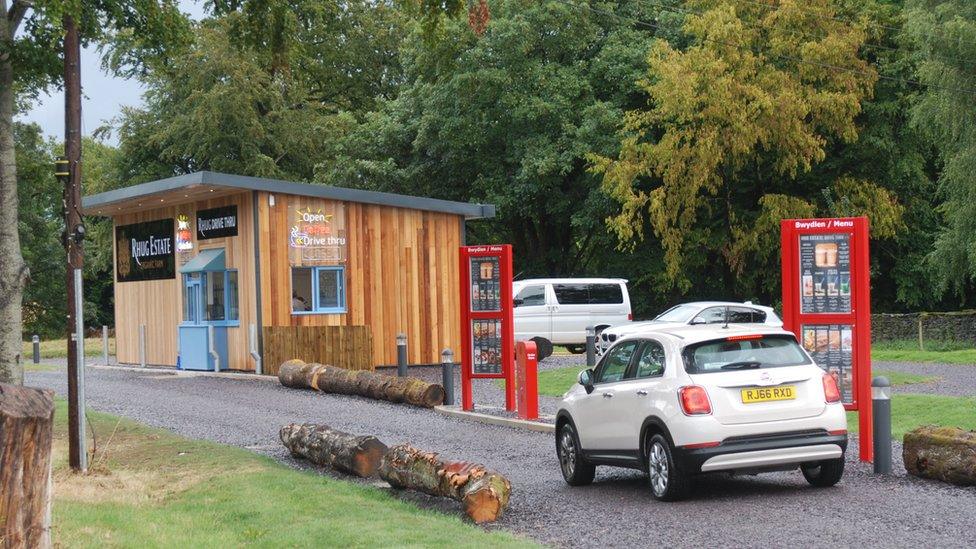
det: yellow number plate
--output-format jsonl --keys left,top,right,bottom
{"left": 741, "top": 385, "right": 796, "bottom": 404}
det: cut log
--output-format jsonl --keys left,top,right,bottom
{"left": 278, "top": 360, "right": 445, "bottom": 408}
{"left": 1, "top": 383, "right": 55, "bottom": 548}
{"left": 280, "top": 423, "right": 389, "bottom": 478}
{"left": 379, "top": 444, "right": 512, "bottom": 523}
{"left": 903, "top": 426, "right": 976, "bottom": 486}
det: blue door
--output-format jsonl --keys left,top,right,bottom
{"left": 178, "top": 261, "right": 231, "bottom": 371}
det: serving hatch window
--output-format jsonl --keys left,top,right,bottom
{"left": 292, "top": 266, "right": 346, "bottom": 314}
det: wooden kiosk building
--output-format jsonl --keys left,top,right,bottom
{"left": 82, "top": 171, "right": 495, "bottom": 374}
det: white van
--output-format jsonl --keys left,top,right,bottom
{"left": 513, "top": 278, "right": 631, "bottom": 359}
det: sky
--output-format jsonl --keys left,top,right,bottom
{"left": 16, "top": 1, "right": 207, "bottom": 147}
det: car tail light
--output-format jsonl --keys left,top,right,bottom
{"left": 725, "top": 334, "right": 763, "bottom": 341}
{"left": 681, "top": 441, "right": 720, "bottom": 449}
{"left": 628, "top": 313, "right": 633, "bottom": 321}
{"left": 828, "top": 429, "right": 848, "bottom": 436}
{"left": 823, "top": 373, "right": 841, "bottom": 403}
{"left": 679, "top": 386, "right": 712, "bottom": 415}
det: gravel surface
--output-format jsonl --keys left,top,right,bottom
{"left": 27, "top": 363, "right": 976, "bottom": 548}
{"left": 874, "top": 361, "right": 976, "bottom": 397}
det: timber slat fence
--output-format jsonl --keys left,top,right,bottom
{"left": 262, "top": 326, "right": 373, "bottom": 375}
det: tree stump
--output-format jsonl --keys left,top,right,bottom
{"left": 903, "top": 426, "right": 976, "bottom": 486}
{"left": 379, "top": 444, "right": 512, "bottom": 523}
{"left": 278, "top": 360, "right": 445, "bottom": 408}
{"left": 280, "top": 423, "right": 389, "bottom": 478}
{"left": 1, "top": 383, "right": 55, "bottom": 548}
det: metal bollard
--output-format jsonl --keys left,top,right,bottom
{"left": 441, "top": 349, "right": 455, "bottom": 406}
{"left": 32, "top": 335, "right": 40, "bottom": 364}
{"left": 139, "top": 324, "right": 147, "bottom": 368}
{"left": 872, "top": 376, "right": 892, "bottom": 475}
{"left": 102, "top": 325, "right": 109, "bottom": 365}
{"left": 585, "top": 325, "right": 596, "bottom": 368}
{"left": 396, "top": 333, "right": 408, "bottom": 377}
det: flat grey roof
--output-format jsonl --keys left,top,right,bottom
{"left": 82, "top": 171, "right": 495, "bottom": 219}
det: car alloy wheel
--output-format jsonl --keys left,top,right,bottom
{"left": 559, "top": 430, "right": 577, "bottom": 478}
{"left": 648, "top": 441, "right": 669, "bottom": 497}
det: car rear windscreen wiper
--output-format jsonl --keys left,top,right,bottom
{"left": 720, "top": 361, "right": 762, "bottom": 370}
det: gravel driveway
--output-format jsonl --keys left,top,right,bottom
{"left": 27, "top": 364, "right": 976, "bottom": 548}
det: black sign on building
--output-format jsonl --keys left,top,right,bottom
{"left": 116, "top": 219, "right": 175, "bottom": 282}
{"left": 197, "top": 205, "right": 238, "bottom": 240}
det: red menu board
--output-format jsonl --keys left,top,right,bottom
{"left": 459, "top": 245, "right": 515, "bottom": 411}
{"left": 781, "top": 217, "right": 872, "bottom": 462}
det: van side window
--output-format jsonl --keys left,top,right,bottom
{"left": 553, "top": 283, "right": 623, "bottom": 305}
{"left": 515, "top": 285, "right": 546, "bottom": 307}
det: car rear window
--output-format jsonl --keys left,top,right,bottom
{"left": 682, "top": 335, "right": 811, "bottom": 374}
{"left": 553, "top": 283, "right": 623, "bottom": 305}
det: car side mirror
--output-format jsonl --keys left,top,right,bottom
{"left": 578, "top": 368, "right": 595, "bottom": 394}
{"left": 689, "top": 318, "right": 706, "bottom": 325}
{"left": 513, "top": 298, "right": 524, "bottom": 307}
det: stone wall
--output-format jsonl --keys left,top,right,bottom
{"left": 872, "top": 311, "right": 976, "bottom": 344}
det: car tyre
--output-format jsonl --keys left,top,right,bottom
{"left": 557, "top": 423, "right": 595, "bottom": 486}
{"left": 646, "top": 434, "right": 689, "bottom": 501}
{"left": 566, "top": 344, "right": 585, "bottom": 354}
{"left": 801, "top": 457, "right": 845, "bottom": 487}
{"left": 531, "top": 337, "right": 554, "bottom": 361}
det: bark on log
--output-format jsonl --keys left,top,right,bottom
{"left": 1, "top": 383, "right": 55, "bottom": 548}
{"left": 378, "top": 444, "right": 512, "bottom": 524}
{"left": 903, "top": 426, "right": 976, "bottom": 486}
{"left": 280, "top": 423, "right": 389, "bottom": 478}
{"left": 277, "top": 360, "right": 445, "bottom": 408}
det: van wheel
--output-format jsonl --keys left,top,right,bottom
{"left": 531, "top": 337, "right": 553, "bottom": 360}
{"left": 566, "top": 345, "right": 585, "bottom": 354}
{"left": 801, "top": 457, "right": 845, "bottom": 487}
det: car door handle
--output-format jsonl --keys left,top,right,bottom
{"left": 636, "top": 390, "right": 648, "bottom": 396}
{"left": 602, "top": 392, "right": 613, "bottom": 398}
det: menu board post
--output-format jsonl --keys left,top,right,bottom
{"left": 781, "top": 217, "right": 872, "bottom": 462}
{"left": 459, "top": 245, "right": 515, "bottom": 412}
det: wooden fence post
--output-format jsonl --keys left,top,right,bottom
{"left": 1, "top": 383, "right": 55, "bottom": 548}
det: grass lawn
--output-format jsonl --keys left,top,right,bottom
{"left": 846, "top": 394, "right": 976, "bottom": 439}
{"left": 872, "top": 339, "right": 976, "bottom": 365}
{"left": 49, "top": 400, "right": 532, "bottom": 547}
{"left": 21, "top": 337, "right": 115, "bottom": 359}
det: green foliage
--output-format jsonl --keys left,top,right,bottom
{"left": 317, "top": 0, "right": 669, "bottom": 281}
{"left": 16, "top": 122, "right": 121, "bottom": 338}
{"left": 904, "top": 0, "right": 976, "bottom": 300}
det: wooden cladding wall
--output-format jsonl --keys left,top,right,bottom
{"left": 113, "top": 192, "right": 258, "bottom": 370}
{"left": 258, "top": 192, "right": 463, "bottom": 366}
{"left": 262, "top": 326, "right": 373, "bottom": 375}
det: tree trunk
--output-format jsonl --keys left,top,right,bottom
{"left": 903, "top": 426, "right": 976, "bottom": 486}
{"left": 379, "top": 444, "right": 512, "bottom": 524}
{"left": 277, "top": 360, "right": 445, "bottom": 408}
{"left": 0, "top": 383, "right": 55, "bottom": 548}
{"left": 0, "top": 21, "right": 27, "bottom": 386}
{"left": 279, "top": 423, "right": 389, "bottom": 478}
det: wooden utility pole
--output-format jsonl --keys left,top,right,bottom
{"left": 62, "top": 12, "right": 86, "bottom": 472}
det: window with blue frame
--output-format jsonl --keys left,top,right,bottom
{"left": 291, "top": 266, "right": 346, "bottom": 313}
{"left": 182, "top": 270, "right": 239, "bottom": 324}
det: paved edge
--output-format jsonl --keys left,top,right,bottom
{"left": 88, "top": 363, "right": 278, "bottom": 382}
{"left": 434, "top": 405, "right": 555, "bottom": 433}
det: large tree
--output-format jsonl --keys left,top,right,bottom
{"left": 113, "top": 0, "right": 405, "bottom": 185}
{"left": 0, "top": 1, "right": 189, "bottom": 384}
{"left": 904, "top": 0, "right": 976, "bottom": 302}
{"left": 317, "top": 0, "right": 665, "bottom": 278}
{"left": 590, "top": 0, "right": 904, "bottom": 303}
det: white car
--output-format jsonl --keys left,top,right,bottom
{"left": 514, "top": 278, "right": 632, "bottom": 359}
{"left": 596, "top": 301, "right": 782, "bottom": 355}
{"left": 555, "top": 324, "right": 847, "bottom": 501}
